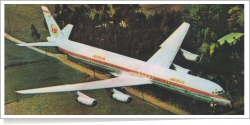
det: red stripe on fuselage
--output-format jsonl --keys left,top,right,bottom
{"left": 58, "top": 47, "right": 227, "bottom": 101}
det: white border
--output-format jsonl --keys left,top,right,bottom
{"left": 1, "top": 1, "right": 249, "bottom": 119}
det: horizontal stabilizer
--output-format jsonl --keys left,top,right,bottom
{"left": 16, "top": 75, "right": 151, "bottom": 94}
{"left": 17, "top": 42, "right": 57, "bottom": 46}
{"left": 62, "top": 24, "right": 73, "bottom": 39}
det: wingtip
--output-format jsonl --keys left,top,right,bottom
{"left": 17, "top": 44, "right": 28, "bottom": 46}
{"left": 16, "top": 89, "right": 33, "bottom": 94}
{"left": 15, "top": 90, "right": 23, "bottom": 94}
{"left": 183, "top": 22, "right": 190, "bottom": 26}
{"left": 15, "top": 90, "right": 33, "bottom": 94}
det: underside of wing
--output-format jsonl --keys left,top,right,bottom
{"left": 147, "top": 22, "right": 190, "bottom": 68}
{"left": 16, "top": 75, "right": 151, "bottom": 94}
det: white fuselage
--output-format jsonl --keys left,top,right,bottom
{"left": 58, "top": 39, "right": 232, "bottom": 107}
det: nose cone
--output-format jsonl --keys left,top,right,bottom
{"left": 219, "top": 92, "right": 234, "bottom": 107}
{"left": 226, "top": 100, "right": 233, "bottom": 108}
{"left": 226, "top": 95, "right": 233, "bottom": 108}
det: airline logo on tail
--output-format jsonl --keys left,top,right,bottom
{"left": 51, "top": 24, "right": 59, "bottom": 37}
{"left": 43, "top": 9, "right": 50, "bottom": 14}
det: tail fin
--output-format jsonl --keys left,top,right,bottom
{"left": 42, "top": 6, "right": 63, "bottom": 40}
{"left": 17, "top": 6, "right": 73, "bottom": 47}
{"left": 42, "top": 6, "right": 73, "bottom": 40}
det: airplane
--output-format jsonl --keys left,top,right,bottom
{"left": 16, "top": 6, "right": 233, "bottom": 108}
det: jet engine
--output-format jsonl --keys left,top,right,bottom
{"left": 172, "top": 63, "right": 192, "bottom": 74}
{"left": 111, "top": 89, "right": 132, "bottom": 103}
{"left": 74, "top": 91, "right": 97, "bottom": 107}
{"left": 180, "top": 49, "right": 201, "bottom": 63}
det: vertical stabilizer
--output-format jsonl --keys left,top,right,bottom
{"left": 41, "top": 6, "right": 63, "bottom": 40}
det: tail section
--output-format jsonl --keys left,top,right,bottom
{"left": 42, "top": 6, "right": 73, "bottom": 40}
{"left": 42, "top": 6, "right": 63, "bottom": 40}
{"left": 17, "top": 6, "right": 73, "bottom": 47}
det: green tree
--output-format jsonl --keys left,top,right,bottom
{"left": 228, "top": 5, "right": 244, "bottom": 32}
{"left": 54, "top": 4, "right": 61, "bottom": 14}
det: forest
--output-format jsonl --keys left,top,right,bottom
{"left": 40, "top": 4, "right": 244, "bottom": 114}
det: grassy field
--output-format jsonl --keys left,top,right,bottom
{"left": 5, "top": 4, "right": 51, "bottom": 42}
{"left": 5, "top": 38, "right": 173, "bottom": 115}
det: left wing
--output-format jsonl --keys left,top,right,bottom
{"left": 16, "top": 75, "right": 151, "bottom": 94}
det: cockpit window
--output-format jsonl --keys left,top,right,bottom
{"left": 218, "top": 90, "right": 224, "bottom": 94}
{"left": 212, "top": 90, "right": 224, "bottom": 95}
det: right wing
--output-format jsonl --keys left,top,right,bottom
{"left": 147, "top": 22, "right": 190, "bottom": 68}
{"left": 16, "top": 74, "right": 151, "bottom": 94}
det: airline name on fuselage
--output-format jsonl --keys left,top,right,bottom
{"left": 93, "top": 54, "right": 106, "bottom": 61}
{"left": 170, "top": 77, "right": 185, "bottom": 84}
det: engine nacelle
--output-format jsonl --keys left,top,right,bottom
{"left": 75, "top": 91, "right": 97, "bottom": 107}
{"left": 112, "top": 89, "right": 132, "bottom": 103}
{"left": 180, "top": 49, "right": 201, "bottom": 63}
{"left": 172, "top": 63, "right": 192, "bottom": 74}
{"left": 47, "top": 37, "right": 56, "bottom": 42}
